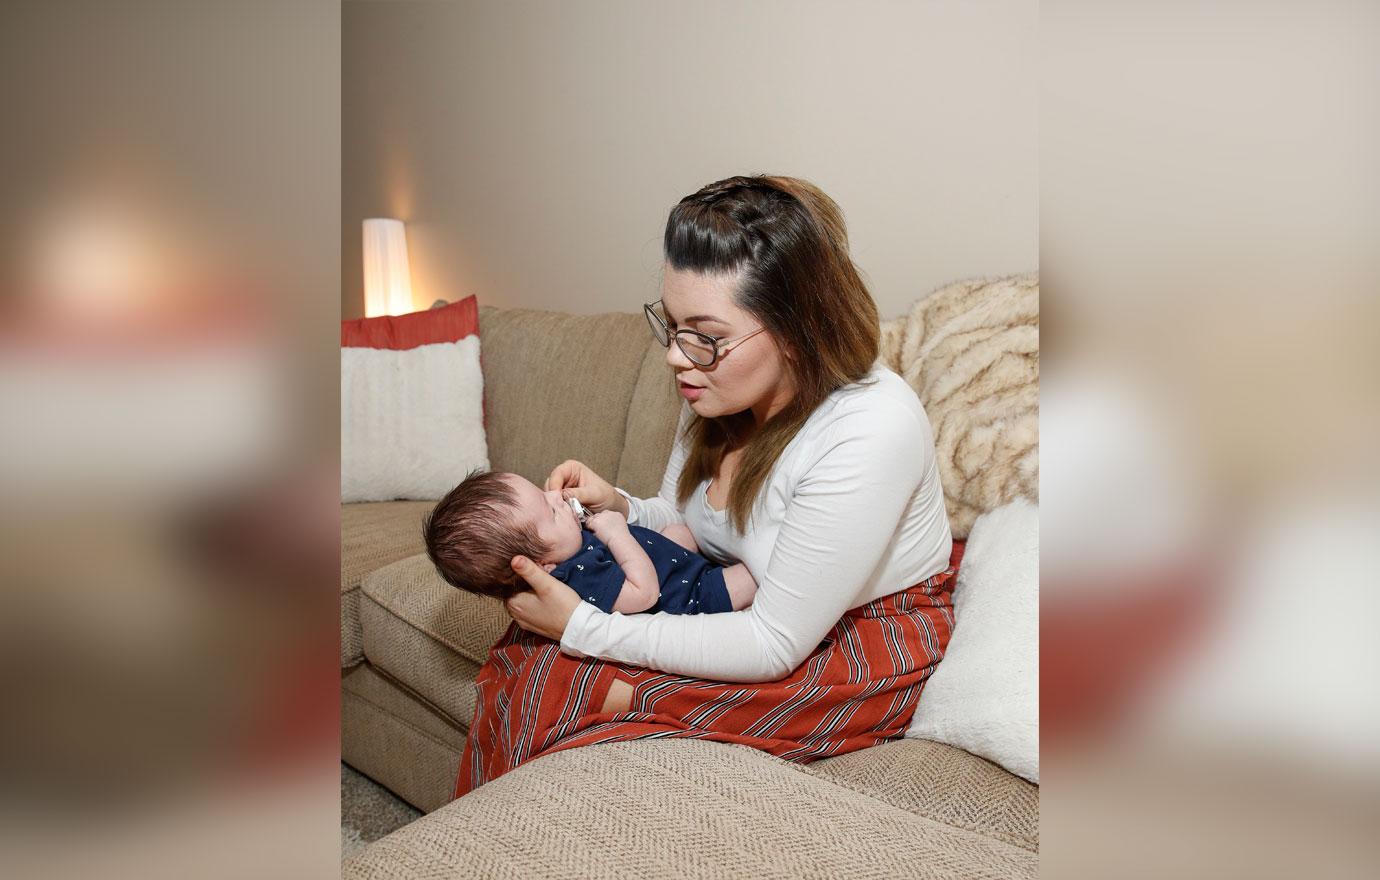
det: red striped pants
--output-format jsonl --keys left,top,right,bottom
{"left": 455, "top": 559, "right": 958, "bottom": 798}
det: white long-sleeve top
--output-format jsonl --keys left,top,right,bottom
{"left": 559, "top": 362, "right": 953, "bottom": 683}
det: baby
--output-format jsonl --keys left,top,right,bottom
{"left": 423, "top": 469, "right": 758, "bottom": 615}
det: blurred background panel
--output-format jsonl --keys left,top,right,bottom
{"left": 0, "top": 2, "right": 340, "bottom": 879}
{"left": 1042, "top": 0, "right": 1379, "bottom": 877}
{"left": 0, "top": 0, "right": 339, "bottom": 321}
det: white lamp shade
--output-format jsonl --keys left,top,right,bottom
{"left": 362, "top": 218, "right": 414, "bottom": 317}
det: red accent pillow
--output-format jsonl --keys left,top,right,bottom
{"left": 341, "top": 295, "right": 478, "bottom": 350}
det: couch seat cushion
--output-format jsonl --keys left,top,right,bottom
{"left": 360, "top": 553, "right": 511, "bottom": 725}
{"left": 344, "top": 738, "right": 1037, "bottom": 879}
{"left": 342, "top": 664, "right": 468, "bottom": 813}
{"left": 341, "top": 501, "right": 435, "bottom": 667}
{"left": 807, "top": 738, "right": 1038, "bottom": 852}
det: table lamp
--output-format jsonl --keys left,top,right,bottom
{"left": 362, "top": 218, "right": 414, "bottom": 317}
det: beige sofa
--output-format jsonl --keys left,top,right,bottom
{"left": 342, "top": 304, "right": 1039, "bottom": 877}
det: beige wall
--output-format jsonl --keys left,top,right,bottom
{"left": 343, "top": 0, "right": 1035, "bottom": 321}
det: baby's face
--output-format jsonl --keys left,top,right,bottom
{"left": 500, "top": 474, "right": 585, "bottom": 564}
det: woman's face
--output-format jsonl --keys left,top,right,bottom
{"left": 659, "top": 266, "right": 795, "bottom": 425}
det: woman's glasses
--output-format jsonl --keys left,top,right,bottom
{"left": 643, "top": 300, "right": 766, "bottom": 367}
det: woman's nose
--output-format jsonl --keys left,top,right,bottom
{"left": 665, "top": 339, "right": 693, "bottom": 369}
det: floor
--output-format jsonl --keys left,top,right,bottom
{"left": 340, "top": 763, "right": 422, "bottom": 861}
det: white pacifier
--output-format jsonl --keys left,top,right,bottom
{"left": 566, "top": 496, "right": 590, "bottom": 524}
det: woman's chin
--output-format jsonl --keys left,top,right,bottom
{"left": 688, "top": 398, "right": 719, "bottom": 417}
{"left": 689, "top": 397, "right": 751, "bottom": 420}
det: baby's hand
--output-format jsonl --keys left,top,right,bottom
{"left": 585, "top": 509, "right": 627, "bottom": 538}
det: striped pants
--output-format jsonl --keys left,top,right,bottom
{"left": 455, "top": 556, "right": 958, "bottom": 799}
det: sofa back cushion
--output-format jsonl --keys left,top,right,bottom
{"left": 614, "top": 342, "right": 683, "bottom": 497}
{"left": 478, "top": 305, "right": 665, "bottom": 489}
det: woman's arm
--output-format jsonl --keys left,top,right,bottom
{"left": 560, "top": 400, "right": 931, "bottom": 682}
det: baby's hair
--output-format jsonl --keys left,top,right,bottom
{"left": 422, "top": 468, "right": 548, "bottom": 600}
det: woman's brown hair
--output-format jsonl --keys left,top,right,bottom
{"left": 665, "top": 175, "right": 880, "bottom": 533}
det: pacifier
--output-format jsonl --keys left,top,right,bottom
{"left": 566, "top": 495, "right": 590, "bottom": 524}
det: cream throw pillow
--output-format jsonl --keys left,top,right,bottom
{"left": 341, "top": 338, "right": 489, "bottom": 502}
{"left": 907, "top": 498, "right": 1039, "bottom": 783}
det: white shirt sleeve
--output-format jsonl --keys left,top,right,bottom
{"left": 562, "top": 398, "right": 929, "bottom": 682}
{"left": 618, "top": 402, "right": 693, "bottom": 531}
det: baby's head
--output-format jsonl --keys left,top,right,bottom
{"left": 422, "top": 469, "right": 585, "bottom": 599}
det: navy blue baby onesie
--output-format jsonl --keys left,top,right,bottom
{"left": 549, "top": 525, "right": 734, "bottom": 615}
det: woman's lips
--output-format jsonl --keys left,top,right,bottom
{"left": 678, "top": 381, "right": 705, "bottom": 402}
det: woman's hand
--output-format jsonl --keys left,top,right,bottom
{"left": 545, "top": 459, "right": 629, "bottom": 517}
{"left": 504, "top": 555, "right": 584, "bottom": 641}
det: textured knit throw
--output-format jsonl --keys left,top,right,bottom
{"left": 879, "top": 275, "right": 1039, "bottom": 540}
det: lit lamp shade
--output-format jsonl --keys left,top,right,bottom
{"left": 362, "top": 218, "right": 415, "bottom": 317}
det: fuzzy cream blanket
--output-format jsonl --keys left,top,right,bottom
{"left": 880, "top": 275, "right": 1038, "bottom": 539}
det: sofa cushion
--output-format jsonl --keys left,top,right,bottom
{"left": 360, "top": 553, "right": 511, "bottom": 724}
{"left": 477, "top": 305, "right": 651, "bottom": 488}
{"left": 341, "top": 501, "right": 436, "bottom": 667}
{"left": 613, "top": 340, "right": 683, "bottom": 497}
{"left": 807, "top": 738, "right": 1039, "bottom": 852}
{"left": 342, "top": 664, "right": 467, "bottom": 814}
{"left": 343, "top": 738, "right": 1037, "bottom": 879}
{"left": 345, "top": 739, "right": 1037, "bottom": 880}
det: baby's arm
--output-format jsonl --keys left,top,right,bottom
{"left": 586, "top": 511, "right": 660, "bottom": 614}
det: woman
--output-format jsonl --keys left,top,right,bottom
{"left": 456, "top": 174, "right": 955, "bottom": 797}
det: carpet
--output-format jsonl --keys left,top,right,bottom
{"left": 341, "top": 762, "right": 421, "bottom": 861}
